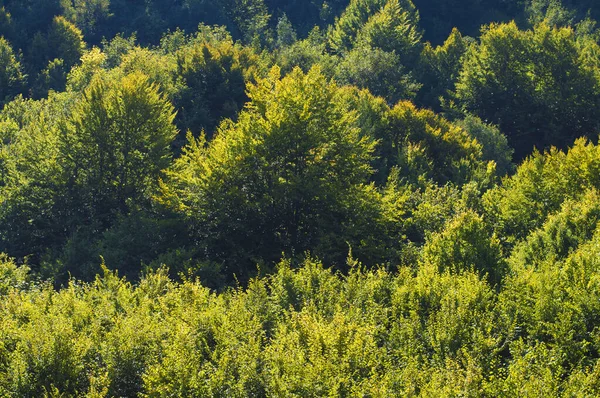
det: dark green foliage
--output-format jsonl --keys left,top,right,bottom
{"left": 26, "top": 16, "right": 86, "bottom": 74}
{"left": 173, "top": 34, "right": 256, "bottom": 137}
{"left": 96, "top": 212, "right": 190, "bottom": 281}
{"left": 32, "top": 58, "right": 67, "bottom": 98}
{"left": 334, "top": 45, "right": 419, "bottom": 103}
{"left": 1, "top": 0, "right": 62, "bottom": 47}
{"left": 416, "top": 27, "right": 470, "bottom": 111}
{"left": 60, "top": 0, "right": 111, "bottom": 42}
{"left": 265, "top": 0, "right": 349, "bottom": 36}
{"left": 411, "top": 0, "right": 520, "bottom": 44}
{"left": 457, "top": 115, "right": 514, "bottom": 176}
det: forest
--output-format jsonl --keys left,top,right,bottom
{"left": 1, "top": 0, "right": 600, "bottom": 396}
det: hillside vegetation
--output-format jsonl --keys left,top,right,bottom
{"left": 2, "top": 0, "right": 600, "bottom": 395}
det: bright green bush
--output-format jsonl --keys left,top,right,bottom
{"left": 422, "top": 210, "right": 506, "bottom": 286}
{"left": 0, "top": 248, "right": 598, "bottom": 396}
{"left": 484, "top": 138, "right": 600, "bottom": 244}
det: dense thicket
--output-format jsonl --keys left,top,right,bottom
{"left": 4, "top": 217, "right": 600, "bottom": 396}
{"left": 2, "top": 0, "right": 600, "bottom": 395}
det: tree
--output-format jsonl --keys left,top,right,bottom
{"left": 219, "top": 0, "right": 270, "bottom": 43}
{"left": 329, "top": 0, "right": 423, "bottom": 105}
{"left": 0, "top": 37, "right": 25, "bottom": 106}
{"left": 0, "top": 92, "right": 72, "bottom": 261}
{"left": 457, "top": 115, "right": 514, "bottom": 176}
{"left": 276, "top": 13, "right": 297, "bottom": 47}
{"left": 499, "top": 219, "right": 600, "bottom": 374}
{"left": 117, "top": 47, "right": 182, "bottom": 102}
{"left": 416, "top": 27, "right": 470, "bottom": 111}
{"left": 334, "top": 45, "right": 419, "bottom": 104}
{"left": 483, "top": 137, "right": 600, "bottom": 244}
{"left": 526, "top": 0, "right": 576, "bottom": 27}
{"left": 386, "top": 101, "right": 492, "bottom": 186}
{"left": 59, "top": 0, "right": 111, "bottom": 42}
{"left": 32, "top": 58, "right": 68, "bottom": 98}
{"left": 0, "top": 73, "right": 177, "bottom": 278}
{"left": 174, "top": 36, "right": 259, "bottom": 136}
{"left": 423, "top": 210, "right": 506, "bottom": 286}
{"left": 509, "top": 189, "right": 600, "bottom": 271}
{"left": 47, "top": 16, "right": 86, "bottom": 70}
{"left": 328, "top": 0, "right": 418, "bottom": 54}
{"left": 455, "top": 22, "right": 600, "bottom": 159}
{"left": 276, "top": 27, "right": 337, "bottom": 76}
{"left": 265, "top": 0, "right": 348, "bottom": 36}
{"left": 0, "top": 7, "right": 16, "bottom": 45}
{"left": 332, "top": 86, "right": 494, "bottom": 187}
{"left": 160, "top": 66, "right": 381, "bottom": 279}
{"left": 27, "top": 16, "right": 86, "bottom": 74}
{"left": 63, "top": 72, "right": 177, "bottom": 222}
{"left": 410, "top": 0, "right": 519, "bottom": 44}
{"left": 2, "top": 0, "right": 62, "bottom": 49}
{"left": 355, "top": 0, "right": 422, "bottom": 66}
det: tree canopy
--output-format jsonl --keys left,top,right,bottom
{"left": 2, "top": 0, "right": 600, "bottom": 394}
